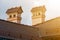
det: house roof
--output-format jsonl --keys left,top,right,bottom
{"left": 0, "top": 19, "right": 38, "bottom": 37}
{"left": 34, "top": 17, "right": 60, "bottom": 37}
{"left": 0, "top": 17, "right": 60, "bottom": 37}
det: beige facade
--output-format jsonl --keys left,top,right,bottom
{"left": 31, "top": 5, "right": 46, "bottom": 25}
{"left": 6, "top": 7, "right": 23, "bottom": 24}
{"left": 1, "top": 6, "right": 60, "bottom": 40}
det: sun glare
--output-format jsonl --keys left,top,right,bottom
{"left": 33, "top": 1, "right": 41, "bottom": 6}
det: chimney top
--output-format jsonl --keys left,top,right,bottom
{"left": 6, "top": 6, "right": 23, "bottom": 14}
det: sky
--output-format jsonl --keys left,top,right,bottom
{"left": 0, "top": 0, "right": 60, "bottom": 25}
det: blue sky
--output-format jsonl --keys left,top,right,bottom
{"left": 0, "top": 0, "right": 60, "bottom": 25}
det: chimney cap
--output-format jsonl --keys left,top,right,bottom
{"left": 31, "top": 5, "right": 46, "bottom": 13}
{"left": 6, "top": 6, "right": 23, "bottom": 14}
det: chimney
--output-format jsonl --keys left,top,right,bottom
{"left": 6, "top": 6, "right": 23, "bottom": 24}
{"left": 31, "top": 5, "right": 46, "bottom": 25}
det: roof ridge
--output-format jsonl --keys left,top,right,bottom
{"left": 33, "top": 16, "right": 60, "bottom": 26}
